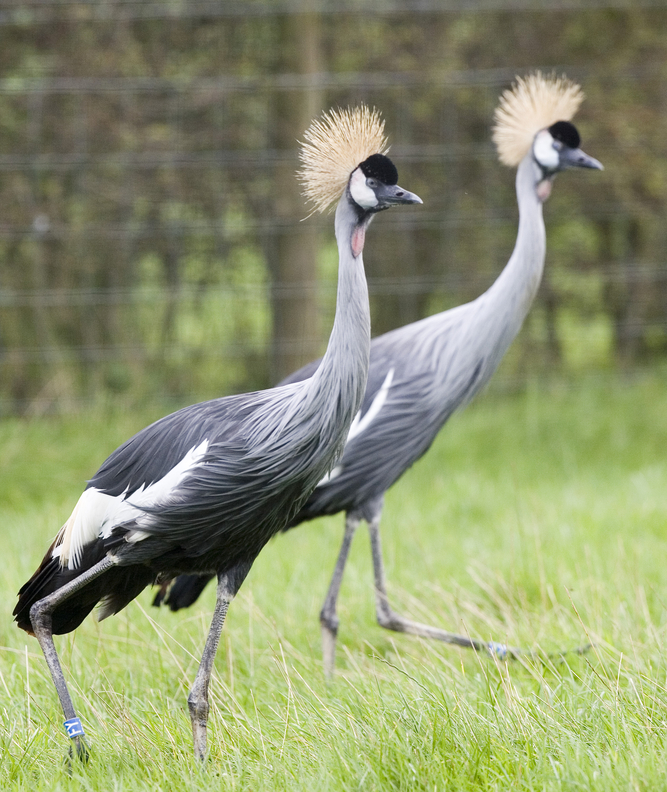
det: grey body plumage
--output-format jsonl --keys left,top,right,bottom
{"left": 159, "top": 78, "right": 603, "bottom": 674}
{"left": 296, "top": 159, "right": 547, "bottom": 517}
{"left": 14, "top": 106, "right": 421, "bottom": 760}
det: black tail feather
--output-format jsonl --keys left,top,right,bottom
{"left": 14, "top": 540, "right": 107, "bottom": 634}
{"left": 152, "top": 573, "right": 213, "bottom": 611}
{"left": 15, "top": 540, "right": 154, "bottom": 635}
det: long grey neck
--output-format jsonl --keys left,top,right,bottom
{"left": 473, "top": 153, "right": 546, "bottom": 359}
{"left": 308, "top": 195, "right": 371, "bottom": 433}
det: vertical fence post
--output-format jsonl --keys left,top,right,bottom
{"left": 269, "top": 5, "right": 323, "bottom": 384}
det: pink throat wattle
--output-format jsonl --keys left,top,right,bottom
{"left": 351, "top": 224, "right": 366, "bottom": 257}
{"left": 536, "top": 178, "right": 553, "bottom": 203}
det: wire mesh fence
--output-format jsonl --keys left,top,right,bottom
{"left": 0, "top": 4, "right": 666, "bottom": 413}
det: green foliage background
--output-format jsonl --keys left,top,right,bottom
{"left": 0, "top": 3, "right": 666, "bottom": 412}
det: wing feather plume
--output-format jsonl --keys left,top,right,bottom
{"left": 299, "top": 105, "right": 389, "bottom": 214}
{"left": 493, "top": 72, "right": 584, "bottom": 167}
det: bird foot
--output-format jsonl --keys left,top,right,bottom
{"left": 64, "top": 735, "right": 90, "bottom": 774}
{"left": 375, "top": 604, "right": 524, "bottom": 656}
{"left": 320, "top": 622, "right": 338, "bottom": 680}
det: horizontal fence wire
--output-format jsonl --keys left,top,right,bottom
{"left": 0, "top": 5, "right": 665, "bottom": 413}
{"left": 2, "top": 0, "right": 667, "bottom": 25}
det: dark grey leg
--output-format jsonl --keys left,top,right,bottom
{"left": 368, "top": 517, "right": 518, "bottom": 659}
{"left": 30, "top": 555, "right": 118, "bottom": 759}
{"left": 188, "top": 572, "right": 234, "bottom": 761}
{"left": 320, "top": 513, "right": 360, "bottom": 678}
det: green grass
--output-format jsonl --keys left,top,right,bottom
{"left": 3, "top": 373, "right": 667, "bottom": 789}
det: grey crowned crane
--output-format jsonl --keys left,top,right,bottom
{"left": 13, "top": 106, "right": 422, "bottom": 760}
{"left": 156, "top": 74, "right": 602, "bottom": 675}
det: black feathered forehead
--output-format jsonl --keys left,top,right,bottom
{"left": 548, "top": 120, "right": 580, "bottom": 149}
{"left": 359, "top": 153, "right": 398, "bottom": 185}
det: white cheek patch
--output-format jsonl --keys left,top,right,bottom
{"left": 349, "top": 167, "right": 378, "bottom": 209}
{"left": 533, "top": 130, "right": 559, "bottom": 170}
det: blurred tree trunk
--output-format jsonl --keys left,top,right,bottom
{"left": 268, "top": 9, "right": 322, "bottom": 384}
{"left": 541, "top": 276, "right": 562, "bottom": 364}
{"left": 602, "top": 217, "right": 649, "bottom": 366}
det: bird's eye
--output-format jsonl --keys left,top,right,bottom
{"left": 552, "top": 140, "right": 563, "bottom": 151}
{"left": 366, "top": 178, "right": 378, "bottom": 188}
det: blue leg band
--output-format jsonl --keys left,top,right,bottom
{"left": 64, "top": 717, "right": 85, "bottom": 739}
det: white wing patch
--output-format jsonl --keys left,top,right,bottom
{"left": 347, "top": 368, "right": 394, "bottom": 442}
{"left": 56, "top": 440, "right": 209, "bottom": 570}
{"left": 317, "top": 368, "right": 394, "bottom": 488}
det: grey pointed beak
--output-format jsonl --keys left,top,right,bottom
{"left": 559, "top": 146, "right": 604, "bottom": 171}
{"left": 375, "top": 182, "right": 423, "bottom": 208}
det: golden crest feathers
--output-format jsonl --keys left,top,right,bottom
{"left": 298, "top": 105, "right": 389, "bottom": 214}
{"left": 492, "top": 72, "right": 584, "bottom": 167}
